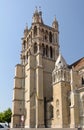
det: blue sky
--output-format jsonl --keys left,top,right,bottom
{"left": 0, "top": 0, "right": 84, "bottom": 112}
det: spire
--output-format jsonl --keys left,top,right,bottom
{"left": 32, "top": 7, "right": 43, "bottom": 24}
{"left": 24, "top": 23, "right": 28, "bottom": 37}
{"left": 35, "top": 6, "right": 38, "bottom": 14}
{"left": 55, "top": 52, "right": 67, "bottom": 70}
{"left": 52, "top": 15, "right": 58, "bottom": 29}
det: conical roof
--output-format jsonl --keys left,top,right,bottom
{"left": 32, "top": 7, "right": 43, "bottom": 24}
{"left": 55, "top": 53, "right": 67, "bottom": 69}
{"left": 52, "top": 16, "right": 58, "bottom": 28}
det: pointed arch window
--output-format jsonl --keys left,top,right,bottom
{"left": 34, "top": 43, "right": 37, "bottom": 54}
{"left": 50, "top": 46, "right": 53, "bottom": 58}
{"left": 34, "top": 26, "right": 37, "bottom": 36}
{"left": 42, "top": 44, "right": 45, "bottom": 56}
{"left": 82, "top": 77, "right": 84, "bottom": 85}
{"left": 49, "top": 32, "right": 52, "bottom": 43}
{"left": 27, "top": 52, "right": 28, "bottom": 60}
{"left": 23, "top": 40, "right": 26, "bottom": 50}
{"left": 46, "top": 45, "right": 48, "bottom": 57}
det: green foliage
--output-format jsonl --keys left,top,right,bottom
{"left": 0, "top": 108, "right": 12, "bottom": 123}
{"left": 0, "top": 112, "right": 4, "bottom": 122}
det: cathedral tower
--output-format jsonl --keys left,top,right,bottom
{"left": 12, "top": 8, "right": 59, "bottom": 128}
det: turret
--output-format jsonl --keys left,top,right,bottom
{"left": 24, "top": 23, "right": 28, "bottom": 37}
{"left": 52, "top": 53, "right": 70, "bottom": 83}
{"left": 52, "top": 16, "right": 58, "bottom": 29}
{"left": 52, "top": 53, "right": 71, "bottom": 128}
{"left": 32, "top": 7, "right": 43, "bottom": 24}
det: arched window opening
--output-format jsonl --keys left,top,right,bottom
{"left": 34, "top": 26, "right": 37, "bottom": 36}
{"left": 82, "top": 77, "right": 84, "bottom": 85}
{"left": 49, "top": 32, "right": 52, "bottom": 43}
{"left": 50, "top": 46, "right": 53, "bottom": 58}
{"left": 34, "top": 43, "right": 37, "bottom": 54}
{"left": 49, "top": 104, "right": 53, "bottom": 119}
{"left": 46, "top": 30, "right": 48, "bottom": 34}
{"left": 46, "top": 45, "right": 48, "bottom": 57}
{"left": 42, "top": 44, "right": 45, "bottom": 56}
{"left": 27, "top": 38, "right": 28, "bottom": 48}
{"left": 45, "top": 35, "right": 47, "bottom": 41}
{"left": 23, "top": 40, "right": 26, "bottom": 50}
{"left": 27, "top": 52, "right": 28, "bottom": 60}
{"left": 42, "top": 28, "right": 44, "bottom": 33}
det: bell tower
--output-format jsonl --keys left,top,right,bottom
{"left": 52, "top": 53, "right": 71, "bottom": 128}
{"left": 12, "top": 8, "right": 59, "bottom": 128}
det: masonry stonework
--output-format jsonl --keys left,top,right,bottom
{"left": 11, "top": 9, "right": 84, "bottom": 128}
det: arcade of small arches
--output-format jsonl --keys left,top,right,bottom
{"left": 23, "top": 25, "right": 58, "bottom": 48}
{"left": 52, "top": 69, "right": 70, "bottom": 83}
{"left": 21, "top": 42, "right": 58, "bottom": 64}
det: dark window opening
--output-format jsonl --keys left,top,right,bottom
{"left": 50, "top": 46, "right": 53, "bottom": 58}
{"left": 34, "top": 26, "right": 37, "bottom": 36}
{"left": 27, "top": 52, "right": 28, "bottom": 59}
{"left": 49, "top": 32, "right": 52, "bottom": 43}
{"left": 23, "top": 41, "right": 26, "bottom": 50}
{"left": 34, "top": 43, "right": 37, "bottom": 54}
{"left": 42, "top": 44, "right": 45, "bottom": 56}
{"left": 82, "top": 77, "right": 84, "bottom": 85}
{"left": 45, "top": 35, "right": 47, "bottom": 41}
{"left": 46, "top": 45, "right": 48, "bottom": 57}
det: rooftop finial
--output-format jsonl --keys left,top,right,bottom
{"left": 35, "top": 6, "right": 38, "bottom": 13}
{"left": 39, "top": 6, "right": 41, "bottom": 11}
{"left": 54, "top": 15, "right": 56, "bottom": 21}
{"left": 25, "top": 22, "right": 28, "bottom": 29}
{"left": 52, "top": 15, "right": 58, "bottom": 28}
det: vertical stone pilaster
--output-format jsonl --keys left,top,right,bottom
{"left": 70, "top": 69, "right": 80, "bottom": 128}
{"left": 25, "top": 54, "right": 36, "bottom": 128}
{"left": 35, "top": 53, "right": 45, "bottom": 128}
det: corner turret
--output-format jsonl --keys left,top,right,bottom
{"left": 32, "top": 7, "right": 43, "bottom": 24}
{"left": 52, "top": 16, "right": 58, "bottom": 29}
{"left": 52, "top": 53, "right": 70, "bottom": 83}
{"left": 24, "top": 23, "right": 28, "bottom": 37}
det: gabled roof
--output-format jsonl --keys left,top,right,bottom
{"left": 69, "top": 57, "right": 84, "bottom": 70}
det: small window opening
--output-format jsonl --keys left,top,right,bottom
{"left": 34, "top": 26, "right": 37, "bottom": 36}
{"left": 50, "top": 46, "right": 53, "bottom": 58}
{"left": 34, "top": 43, "right": 37, "bottom": 54}
{"left": 49, "top": 32, "right": 52, "bottom": 43}
{"left": 82, "top": 77, "right": 84, "bottom": 85}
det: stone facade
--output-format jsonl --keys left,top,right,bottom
{"left": 11, "top": 8, "right": 84, "bottom": 128}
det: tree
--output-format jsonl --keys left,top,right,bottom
{"left": 0, "top": 112, "right": 4, "bottom": 122}
{"left": 0, "top": 108, "right": 12, "bottom": 123}
{"left": 4, "top": 108, "right": 12, "bottom": 123}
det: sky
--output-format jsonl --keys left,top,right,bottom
{"left": 0, "top": 0, "right": 84, "bottom": 112}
